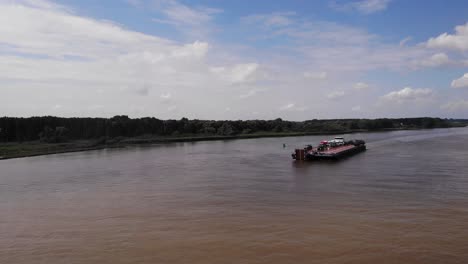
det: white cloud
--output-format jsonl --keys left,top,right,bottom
{"left": 279, "top": 103, "right": 307, "bottom": 112}
{"left": 289, "top": 21, "right": 377, "bottom": 45}
{"left": 399, "top": 36, "right": 412, "bottom": 46}
{"left": 171, "top": 41, "right": 209, "bottom": 58}
{"left": 382, "top": 87, "right": 433, "bottom": 103}
{"left": 161, "top": 2, "right": 221, "bottom": 27}
{"left": 274, "top": 21, "right": 433, "bottom": 72}
{"left": 441, "top": 100, "right": 468, "bottom": 112}
{"left": 132, "top": 0, "right": 222, "bottom": 39}
{"left": 239, "top": 88, "right": 266, "bottom": 99}
{"left": 415, "top": 52, "right": 451, "bottom": 67}
{"left": 229, "top": 63, "right": 259, "bottom": 84}
{"left": 280, "top": 103, "right": 295, "bottom": 111}
{"left": 331, "top": 0, "right": 392, "bottom": 14}
{"left": 353, "top": 82, "right": 369, "bottom": 90}
{"left": 351, "top": 105, "right": 361, "bottom": 111}
{"left": 327, "top": 90, "right": 345, "bottom": 100}
{"left": 241, "top": 12, "right": 296, "bottom": 28}
{"left": 239, "top": 90, "right": 256, "bottom": 98}
{"left": 0, "top": 1, "right": 175, "bottom": 59}
{"left": 52, "top": 104, "right": 62, "bottom": 110}
{"left": 354, "top": 0, "right": 392, "bottom": 13}
{"left": 126, "top": 0, "right": 143, "bottom": 8}
{"left": 427, "top": 22, "right": 468, "bottom": 52}
{"left": 14, "top": 0, "right": 70, "bottom": 11}
{"left": 303, "top": 71, "right": 328, "bottom": 79}
{"left": 296, "top": 106, "right": 308, "bottom": 112}
{"left": 210, "top": 63, "right": 260, "bottom": 84}
{"left": 160, "top": 92, "right": 172, "bottom": 102}
{"left": 451, "top": 73, "right": 468, "bottom": 88}
{"left": 167, "top": 105, "right": 177, "bottom": 112}
{"left": 235, "top": 9, "right": 463, "bottom": 75}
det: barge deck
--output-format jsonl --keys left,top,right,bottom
{"left": 292, "top": 138, "right": 366, "bottom": 161}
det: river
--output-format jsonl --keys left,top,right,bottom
{"left": 1, "top": 127, "right": 468, "bottom": 263}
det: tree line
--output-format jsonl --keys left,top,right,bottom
{"left": 0, "top": 116, "right": 464, "bottom": 143}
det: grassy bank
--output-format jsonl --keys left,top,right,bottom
{"left": 1, "top": 126, "right": 466, "bottom": 160}
{"left": 0, "top": 131, "right": 340, "bottom": 160}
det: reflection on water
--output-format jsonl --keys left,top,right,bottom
{"left": 1, "top": 127, "right": 468, "bottom": 263}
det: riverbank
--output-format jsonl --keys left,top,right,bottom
{"left": 1, "top": 126, "right": 466, "bottom": 160}
{"left": 0, "top": 131, "right": 348, "bottom": 160}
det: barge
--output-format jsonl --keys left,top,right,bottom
{"left": 292, "top": 137, "right": 366, "bottom": 161}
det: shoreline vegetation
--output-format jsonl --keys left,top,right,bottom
{"left": 1, "top": 116, "right": 467, "bottom": 160}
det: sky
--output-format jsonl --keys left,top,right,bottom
{"left": 0, "top": 0, "right": 467, "bottom": 120}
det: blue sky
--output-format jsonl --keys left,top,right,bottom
{"left": 0, "top": 0, "right": 467, "bottom": 120}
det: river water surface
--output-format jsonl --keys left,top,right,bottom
{"left": 2, "top": 128, "right": 468, "bottom": 263}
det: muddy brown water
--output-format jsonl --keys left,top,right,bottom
{"left": 1, "top": 128, "right": 468, "bottom": 264}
